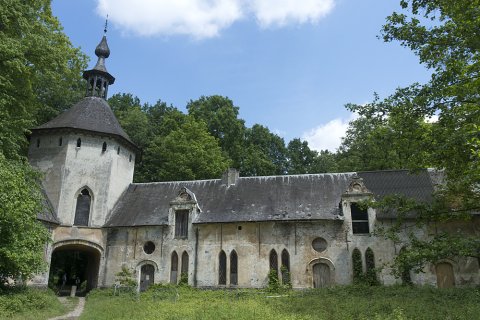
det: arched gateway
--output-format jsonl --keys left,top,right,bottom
{"left": 48, "top": 240, "right": 102, "bottom": 295}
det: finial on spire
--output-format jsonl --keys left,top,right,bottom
{"left": 104, "top": 15, "right": 109, "bottom": 34}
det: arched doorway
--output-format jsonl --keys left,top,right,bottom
{"left": 436, "top": 262, "right": 455, "bottom": 288}
{"left": 312, "top": 263, "right": 331, "bottom": 288}
{"left": 48, "top": 242, "right": 101, "bottom": 296}
{"left": 140, "top": 264, "right": 155, "bottom": 292}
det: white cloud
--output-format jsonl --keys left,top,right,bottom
{"left": 302, "top": 113, "right": 357, "bottom": 152}
{"left": 250, "top": 0, "right": 335, "bottom": 27}
{"left": 96, "top": 0, "right": 336, "bottom": 39}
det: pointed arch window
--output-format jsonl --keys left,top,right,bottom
{"left": 219, "top": 250, "right": 227, "bottom": 285}
{"left": 352, "top": 248, "right": 363, "bottom": 283}
{"left": 281, "top": 249, "right": 290, "bottom": 285}
{"left": 181, "top": 251, "right": 189, "bottom": 277}
{"left": 399, "top": 247, "right": 412, "bottom": 284}
{"left": 230, "top": 250, "right": 238, "bottom": 285}
{"left": 74, "top": 189, "right": 91, "bottom": 226}
{"left": 365, "top": 247, "right": 377, "bottom": 284}
{"left": 269, "top": 249, "right": 279, "bottom": 279}
{"left": 170, "top": 251, "right": 178, "bottom": 284}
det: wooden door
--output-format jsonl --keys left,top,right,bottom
{"left": 140, "top": 264, "right": 155, "bottom": 292}
{"left": 436, "top": 262, "right": 454, "bottom": 288}
{"left": 313, "top": 263, "right": 330, "bottom": 288}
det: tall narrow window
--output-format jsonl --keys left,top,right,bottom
{"left": 170, "top": 251, "right": 178, "bottom": 284}
{"left": 77, "top": 138, "right": 82, "bottom": 148}
{"left": 117, "top": 146, "right": 120, "bottom": 155}
{"left": 102, "top": 141, "right": 107, "bottom": 153}
{"left": 351, "top": 203, "right": 369, "bottom": 234}
{"left": 281, "top": 249, "right": 290, "bottom": 285}
{"left": 181, "top": 251, "right": 189, "bottom": 284}
{"left": 175, "top": 210, "right": 189, "bottom": 238}
{"left": 74, "top": 189, "right": 91, "bottom": 226}
{"left": 219, "top": 250, "right": 227, "bottom": 285}
{"left": 230, "top": 250, "right": 238, "bottom": 285}
{"left": 352, "top": 248, "right": 363, "bottom": 283}
{"left": 269, "top": 249, "right": 279, "bottom": 279}
{"left": 365, "top": 248, "right": 377, "bottom": 284}
{"left": 399, "top": 247, "right": 412, "bottom": 284}
{"left": 58, "top": 137, "right": 63, "bottom": 146}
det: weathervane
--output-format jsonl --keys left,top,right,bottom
{"left": 104, "top": 15, "right": 109, "bottom": 34}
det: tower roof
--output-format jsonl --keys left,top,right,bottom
{"left": 32, "top": 96, "right": 137, "bottom": 152}
{"left": 83, "top": 35, "right": 115, "bottom": 84}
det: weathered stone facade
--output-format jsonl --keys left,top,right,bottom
{"left": 27, "top": 34, "right": 479, "bottom": 291}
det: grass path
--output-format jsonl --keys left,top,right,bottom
{"left": 48, "top": 297, "right": 85, "bottom": 320}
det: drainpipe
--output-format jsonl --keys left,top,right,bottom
{"left": 194, "top": 227, "right": 199, "bottom": 287}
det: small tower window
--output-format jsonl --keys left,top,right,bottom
{"left": 36, "top": 139, "right": 40, "bottom": 148}
{"left": 77, "top": 138, "right": 82, "bottom": 148}
{"left": 129, "top": 154, "right": 132, "bottom": 162}
{"left": 58, "top": 137, "right": 63, "bottom": 146}
{"left": 102, "top": 141, "right": 107, "bottom": 153}
{"left": 117, "top": 146, "right": 120, "bottom": 155}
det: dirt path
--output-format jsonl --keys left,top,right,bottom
{"left": 48, "top": 297, "right": 85, "bottom": 320}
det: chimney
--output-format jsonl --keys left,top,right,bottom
{"left": 222, "top": 168, "right": 239, "bottom": 186}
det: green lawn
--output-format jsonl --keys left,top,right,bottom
{"left": 79, "top": 285, "right": 480, "bottom": 320}
{"left": 0, "top": 287, "right": 75, "bottom": 320}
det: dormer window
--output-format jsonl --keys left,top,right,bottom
{"left": 174, "top": 210, "right": 189, "bottom": 239}
{"left": 351, "top": 203, "right": 369, "bottom": 234}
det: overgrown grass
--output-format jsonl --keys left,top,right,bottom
{"left": 0, "top": 286, "right": 70, "bottom": 319}
{"left": 80, "top": 285, "right": 480, "bottom": 320}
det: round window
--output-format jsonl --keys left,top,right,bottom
{"left": 312, "top": 237, "right": 328, "bottom": 253}
{"left": 143, "top": 241, "right": 155, "bottom": 254}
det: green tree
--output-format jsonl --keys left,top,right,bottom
{"left": 242, "top": 124, "right": 287, "bottom": 176}
{"left": 363, "top": 0, "right": 480, "bottom": 276}
{"left": 187, "top": 96, "right": 246, "bottom": 168}
{"left": 286, "top": 139, "right": 318, "bottom": 174}
{"left": 0, "top": 155, "right": 50, "bottom": 283}
{"left": 141, "top": 117, "right": 230, "bottom": 181}
{"left": 0, "top": 0, "right": 87, "bottom": 158}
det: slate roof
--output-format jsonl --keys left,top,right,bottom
{"left": 105, "top": 170, "right": 437, "bottom": 227}
{"left": 32, "top": 97, "right": 136, "bottom": 151}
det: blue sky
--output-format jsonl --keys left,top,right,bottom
{"left": 52, "top": 0, "right": 431, "bottom": 151}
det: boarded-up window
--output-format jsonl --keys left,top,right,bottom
{"left": 170, "top": 251, "right": 178, "bottom": 284}
{"left": 351, "top": 203, "right": 369, "bottom": 234}
{"left": 269, "top": 249, "right": 278, "bottom": 279}
{"left": 175, "top": 210, "right": 189, "bottom": 238}
{"left": 219, "top": 250, "right": 226, "bottom": 285}
{"left": 74, "top": 189, "right": 91, "bottom": 226}
{"left": 281, "top": 249, "right": 290, "bottom": 285}
{"left": 230, "top": 250, "right": 238, "bottom": 285}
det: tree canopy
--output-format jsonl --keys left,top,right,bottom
{"left": 0, "top": 0, "right": 86, "bottom": 282}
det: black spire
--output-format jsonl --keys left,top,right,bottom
{"left": 83, "top": 20, "right": 115, "bottom": 99}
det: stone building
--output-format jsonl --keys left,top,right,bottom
{"left": 28, "top": 35, "right": 479, "bottom": 292}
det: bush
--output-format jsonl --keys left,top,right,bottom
{"left": 0, "top": 287, "right": 61, "bottom": 318}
